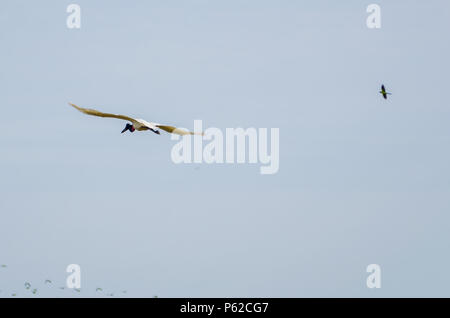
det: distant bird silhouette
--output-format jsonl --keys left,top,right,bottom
{"left": 379, "top": 84, "right": 392, "bottom": 99}
{"left": 1, "top": 263, "right": 134, "bottom": 297}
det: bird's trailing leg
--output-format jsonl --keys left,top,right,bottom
{"left": 148, "top": 127, "right": 160, "bottom": 135}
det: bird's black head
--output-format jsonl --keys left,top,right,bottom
{"left": 121, "top": 123, "right": 135, "bottom": 133}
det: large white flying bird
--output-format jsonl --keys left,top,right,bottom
{"left": 69, "top": 103, "right": 203, "bottom": 136}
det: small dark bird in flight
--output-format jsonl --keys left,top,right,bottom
{"left": 379, "top": 85, "right": 392, "bottom": 99}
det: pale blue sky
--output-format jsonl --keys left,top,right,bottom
{"left": 1, "top": 1, "right": 450, "bottom": 297}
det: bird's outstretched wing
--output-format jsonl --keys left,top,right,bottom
{"left": 382, "top": 93, "right": 387, "bottom": 99}
{"left": 69, "top": 103, "right": 203, "bottom": 135}
{"left": 156, "top": 125, "right": 204, "bottom": 136}
{"left": 381, "top": 84, "right": 386, "bottom": 92}
{"left": 69, "top": 103, "right": 138, "bottom": 124}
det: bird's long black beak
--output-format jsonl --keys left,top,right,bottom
{"left": 121, "top": 124, "right": 130, "bottom": 133}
